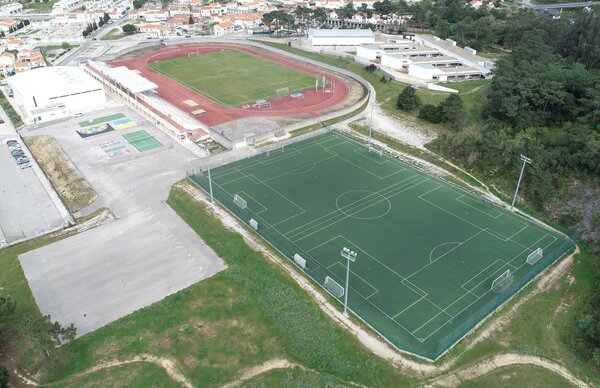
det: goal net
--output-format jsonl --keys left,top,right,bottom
{"left": 276, "top": 87, "right": 289, "bottom": 96}
{"left": 324, "top": 276, "right": 344, "bottom": 298}
{"left": 187, "top": 52, "right": 200, "bottom": 58}
{"left": 233, "top": 194, "right": 247, "bottom": 209}
{"left": 491, "top": 269, "right": 513, "bottom": 293}
{"left": 293, "top": 253, "right": 306, "bottom": 269}
{"left": 526, "top": 247, "right": 543, "bottom": 265}
{"left": 249, "top": 218, "right": 258, "bottom": 230}
{"left": 368, "top": 146, "right": 383, "bottom": 157}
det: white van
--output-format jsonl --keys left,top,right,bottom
{"left": 74, "top": 112, "right": 83, "bottom": 117}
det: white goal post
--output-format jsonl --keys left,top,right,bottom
{"left": 526, "top": 247, "right": 544, "bottom": 265}
{"left": 368, "top": 146, "right": 383, "bottom": 157}
{"left": 276, "top": 87, "right": 290, "bottom": 96}
{"left": 233, "top": 194, "right": 247, "bottom": 209}
{"left": 187, "top": 52, "right": 200, "bottom": 58}
{"left": 293, "top": 253, "right": 306, "bottom": 269}
{"left": 491, "top": 269, "right": 513, "bottom": 293}
{"left": 324, "top": 276, "right": 344, "bottom": 298}
{"left": 249, "top": 218, "right": 258, "bottom": 230}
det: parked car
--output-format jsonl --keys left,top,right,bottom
{"left": 0, "top": 119, "right": 4, "bottom": 124}
{"left": 11, "top": 149, "right": 24, "bottom": 157}
{"left": 16, "top": 157, "right": 29, "bottom": 165}
{"left": 6, "top": 140, "right": 18, "bottom": 147}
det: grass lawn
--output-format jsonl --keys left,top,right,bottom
{"left": 189, "top": 131, "right": 571, "bottom": 360}
{"left": 59, "top": 363, "right": 176, "bottom": 387}
{"left": 23, "top": 0, "right": 57, "bottom": 10}
{"left": 148, "top": 49, "right": 317, "bottom": 106}
{"left": 100, "top": 28, "right": 124, "bottom": 41}
{"left": 0, "top": 91, "right": 24, "bottom": 128}
{"left": 460, "top": 365, "right": 577, "bottom": 387}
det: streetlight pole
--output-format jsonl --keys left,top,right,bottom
{"left": 341, "top": 247, "right": 357, "bottom": 315}
{"left": 511, "top": 155, "right": 532, "bottom": 211}
{"left": 207, "top": 150, "right": 214, "bottom": 203}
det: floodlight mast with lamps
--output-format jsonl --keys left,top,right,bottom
{"left": 511, "top": 155, "right": 532, "bottom": 211}
{"left": 341, "top": 247, "right": 357, "bottom": 315}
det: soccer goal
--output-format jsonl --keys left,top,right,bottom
{"left": 526, "top": 247, "right": 544, "bottom": 265}
{"left": 276, "top": 87, "right": 289, "bottom": 96}
{"left": 293, "top": 253, "right": 306, "bottom": 269}
{"left": 324, "top": 276, "right": 344, "bottom": 298}
{"left": 491, "top": 269, "right": 513, "bottom": 293}
{"left": 233, "top": 194, "right": 247, "bottom": 209}
{"left": 368, "top": 146, "right": 383, "bottom": 157}
{"left": 187, "top": 52, "right": 200, "bottom": 58}
{"left": 249, "top": 218, "right": 258, "bottom": 230}
{"left": 254, "top": 100, "right": 271, "bottom": 110}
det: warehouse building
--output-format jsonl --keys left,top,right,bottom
{"left": 7, "top": 66, "right": 106, "bottom": 124}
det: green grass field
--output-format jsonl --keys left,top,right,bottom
{"left": 148, "top": 49, "right": 318, "bottom": 106}
{"left": 123, "top": 130, "right": 162, "bottom": 152}
{"left": 189, "top": 131, "right": 572, "bottom": 360}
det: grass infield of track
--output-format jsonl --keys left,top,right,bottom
{"left": 148, "top": 49, "right": 319, "bottom": 107}
{"left": 189, "top": 131, "right": 570, "bottom": 359}
{"left": 123, "top": 130, "right": 162, "bottom": 152}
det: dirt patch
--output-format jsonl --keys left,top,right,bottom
{"left": 24, "top": 136, "right": 96, "bottom": 213}
{"left": 425, "top": 353, "right": 590, "bottom": 388}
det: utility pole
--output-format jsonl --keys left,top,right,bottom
{"left": 511, "top": 155, "right": 532, "bottom": 211}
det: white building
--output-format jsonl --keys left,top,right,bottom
{"left": 308, "top": 28, "right": 375, "bottom": 49}
{"left": 7, "top": 67, "right": 106, "bottom": 124}
{"left": 52, "top": 0, "right": 86, "bottom": 14}
{"left": 214, "top": 21, "right": 234, "bottom": 36}
{"left": 0, "top": 3, "right": 23, "bottom": 18}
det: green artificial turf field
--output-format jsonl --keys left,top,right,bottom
{"left": 123, "top": 130, "right": 162, "bottom": 152}
{"left": 148, "top": 49, "right": 318, "bottom": 106}
{"left": 189, "top": 131, "right": 573, "bottom": 359}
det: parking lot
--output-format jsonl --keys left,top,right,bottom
{"left": 19, "top": 107, "right": 226, "bottom": 336}
{"left": 0, "top": 113, "right": 69, "bottom": 246}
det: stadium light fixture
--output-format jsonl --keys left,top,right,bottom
{"left": 511, "top": 155, "right": 532, "bottom": 211}
{"left": 341, "top": 247, "right": 357, "bottom": 316}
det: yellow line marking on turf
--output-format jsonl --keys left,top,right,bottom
{"left": 329, "top": 261, "right": 379, "bottom": 296}
{"left": 293, "top": 178, "right": 428, "bottom": 243}
{"left": 237, "top": 191, "right": 268, "bottom": 214}
{"left": 392, "top": 295, "right": 427, "bottom": 320}
{"left": 455, "top": 195, "right": 503, "bottom": 219}
{"left": 284, "top": 174, "right": 419, "bottom": 237}
{"left": 411, "top": 234, "right": 548, "bottom": 336}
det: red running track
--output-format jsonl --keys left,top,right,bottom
{"left": 110, "top": 44, "right": 350, "bottom": 127}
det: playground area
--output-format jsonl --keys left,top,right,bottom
{"left": 188, "top": 131, "right": 573, "bottom": 360}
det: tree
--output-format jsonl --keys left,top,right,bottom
{"left": 0, "top": 366, "right": 7, "bottom": 388}
{"left": 132, "top": 0, "right": 145, "bottom": 9}
{"left": 440, "top": 93, "right": 466, "bottom": 128}
{"left": 188, "top": 14, "right": 194, "bottom": 24}
{"left": 0, "top": 297, "right": 16, "bottom": 341}
{"left": 25, "top": 315, "right": 76, "bottom": 358}
{"left": 419, "top": 104, "right": 442, "bottom": 123}
{"left": 338, "top": 2, "right": 356, "bottom": 20}
{"left": 122, "top": 24, "right": 137, "bottom": 35}
{"left": 396, "top": 86, "right": 421, "bottom": 111}
{"left": 364, "top": 64, "right": 377, "bottom": 72}
{"left": 103, "top": 12, "right": 110, "bottom": 23}
{"left": 61, "top": 41, "right": 71, "bottom": 50}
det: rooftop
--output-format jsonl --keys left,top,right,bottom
{"left": 310, "top": 28, "right": 374, "bottom": 38}
{"left": 95, "top": 63, "right": 158, "bottom": 94}
{"left": 8, "top": 66, "right": 103, "bottom": 95}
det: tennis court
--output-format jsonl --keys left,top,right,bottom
{"left": 188, "top": 131, "right": 573, "bottom": 360}
{"left": 123, "top": 130, "right": 162, "bottom": 152}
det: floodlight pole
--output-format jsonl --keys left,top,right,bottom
{"left": 368, "top": 102, "right": 374, "bottom": 145}
{"left": 341, "top": 247, "right": 357, "bottom": 316}
{"left": 511, "top": 155, "right": 532, "bottom": 211}
{"left": 207, "top": 150, "right": 214, "bottom": 203}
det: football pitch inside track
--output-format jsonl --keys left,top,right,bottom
{"left": 148, "top": 49, "right": 318, "bottom": 107}
{"left": 189, "top": 131, "right": 573, "bottom": 359}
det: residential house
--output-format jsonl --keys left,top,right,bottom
{"left": 213, "top": 21, "right": 234, "bottom": 36}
